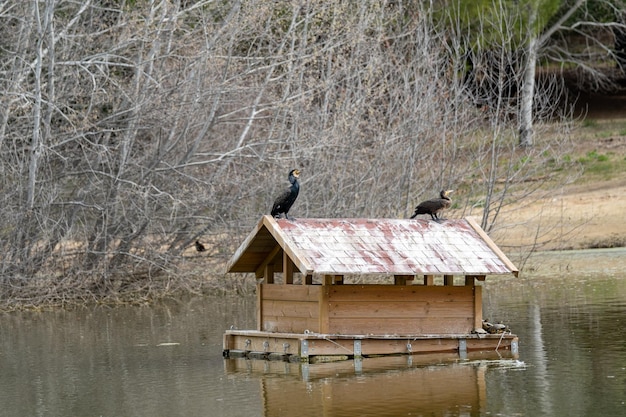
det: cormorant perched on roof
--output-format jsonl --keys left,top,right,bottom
{"left": 410, "top": 190, "right": 454, "bottom": 221}
{"left": 195, "top": 240, "right": 206, "bottom": 252}
{"left": 271, "top": 169, "right": 301, "bottom": 220}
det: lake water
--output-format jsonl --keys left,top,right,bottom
{"left": 1, "top": 248, "right": 626, "bottom": 417}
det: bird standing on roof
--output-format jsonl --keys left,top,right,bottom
{"left": 271, "top": 169, "right": 301, "bottom": 220}
{"left": 410, "top": 190, "right": 454, "bottom": 221}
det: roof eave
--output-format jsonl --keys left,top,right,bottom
{"left": 261, "top": 216, "right": 315, "bottom": 276}
{"left": 225, "top": 216, "right": 314, "bottom": 276}
{"left": 225, "top": 216, "right": 266, "bottom": 273}
{"left": 465, "top": 216, "right": 519, "bottom": 277}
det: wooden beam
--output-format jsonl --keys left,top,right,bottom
{"left": 226, "top": 216, "right": 268, "bottom": 273}
{"left": 283, "top": 251, "right": 294, "bottom": 284}
{"left": 334, "top": 275, "right": 344, "bottom": 285}
{"left": 473, "top": 285, "right": 483, "bottom": 330}
{"left": 444, "top": 275, "right": 454, "bottom": 286}
{"left": 319, "top": 284, "right": 330, "bottom": 333}
{"left": 263, "top": 216, "right": 315, "bottom": 275}
{"left": 255, "top": 244, "right": 282, "bottom": 278}
{"left": 264, "top": 263, "right": 274, "bottom": 284}
{"left": 256, "top": 283, "right": 263, "bottom": 331}
{"left": 424, "top": 275, "right": 434, "bottom": 286}
{"left": 303, "top": 274, "right": 313, "bottom": 285}
{"left": 465, "top": 216, "right": 519, "bottom": 277}
{"left": 322, "top": 275, "right": 333, "bottom": 286}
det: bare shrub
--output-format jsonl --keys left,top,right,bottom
{"left": 0, "top": 0, "right": 576, "bottom": 308}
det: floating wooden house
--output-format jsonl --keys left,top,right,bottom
{"left": 224, "top": 215, "right": 519, "bottom": 362}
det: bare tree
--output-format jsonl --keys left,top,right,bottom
{"left": 0, "top": 0, "right": 580, "bottom": 307}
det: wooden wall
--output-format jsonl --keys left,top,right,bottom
{"left": 258, "top": 283, "right": 480, "bottom": 335}
{"left": 327, "top": 285, "right": 475, "bottom": 335}
{"left": 259, "top": 284, "right": 321, "bottom": 332}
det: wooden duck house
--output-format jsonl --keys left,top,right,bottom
{"left": 223, "top": 216, "right": 519, "bottom": 362}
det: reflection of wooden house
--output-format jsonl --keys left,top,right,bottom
{"left": 225, "top": 353, "right": 505, "bottom": 416}
{"left": 223, "top": 216, "right": 519, "bottom": 362}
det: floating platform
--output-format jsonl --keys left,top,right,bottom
{"left": 223, "top": 329, "right": 518, "bottom": 362}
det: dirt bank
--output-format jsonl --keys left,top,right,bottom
{"left": 491, "top": 177, "right": 626, "bottom": 251}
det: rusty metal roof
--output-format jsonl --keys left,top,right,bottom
{"left": 226, "top": 216, "right": 518, "bottom": 277}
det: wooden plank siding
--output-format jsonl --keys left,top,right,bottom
{"left": 327, "top": 318, "right": 473, "bottom": 336}
{"left": 260, "top": 284, "right": 321, "bottom": 332}
{"left": 326, "top": 285, "right": 474, "bottom": 335}
{"left": 258, "top": 284, "right": 477, "bottom": 335}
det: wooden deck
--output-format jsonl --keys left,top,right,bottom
{"left": 223, "top": 329, "right": 519, "bottom": 362}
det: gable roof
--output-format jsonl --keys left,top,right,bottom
{"left": 226, "top": 216, "right": 518, "bottom": 277}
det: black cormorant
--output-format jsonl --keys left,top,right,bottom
{"left": 195, "top": 240, "right": 206, "bottom": 252}
{"left": 410, "top": 190, "right": 454, "bottom": 221}
{"left": 271, "top": 169, "right": 301, "bottom": 220}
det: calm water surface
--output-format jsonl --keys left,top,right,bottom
{"left": 1, "top": 248, "right": 626, "bottom": 417}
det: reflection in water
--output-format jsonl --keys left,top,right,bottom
{"left": 529, "top": 302, "right": 552, "bottom": 416}
{"left": 225, "top": 354, "right": 523, "bottom": 417}
{"left": 483, "top": 264, "right": 626, "bottom": 417}
{"left": 0, "top": 297, "right": 261, "bottom": 417}
{"left": 1, "top": 249, "right": 626, "bottom": 417}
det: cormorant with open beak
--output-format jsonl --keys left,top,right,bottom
{"left": 271, "top": 169, "right": 301, "bottom": 220}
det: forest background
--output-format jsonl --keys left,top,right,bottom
{"left": 1, "top": 0, "right": 625, "bottom": 309}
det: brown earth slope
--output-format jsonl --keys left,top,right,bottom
{"left": 492, "top": 177, "right": 626, "bottom": 251}
{"left": 492, "top": 112, "right": 626, "bottom": 252}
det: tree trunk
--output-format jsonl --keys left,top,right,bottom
{"left": 519, "top": 6, "right": 537, "bottom": 148}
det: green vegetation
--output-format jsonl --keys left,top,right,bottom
{"left": 440, "top": 0, "right": 562, "bottom": 45}
{"left": 576, "top": 150, "right": 625, "bottom": 179}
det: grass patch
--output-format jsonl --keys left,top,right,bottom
{"left": 582, "top": 119, "right": 598, "bottom": 128}
{"left": 575, "top": 150, "right": 626, "bottom": 179}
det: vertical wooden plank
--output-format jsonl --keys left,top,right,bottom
{"left": 322, "top": 275, "right": 333, "bottom": 286}
{"left": 223, "top": 333, "right": 232, "bottom": 352}
{"left": 283, "top": 251, "right": 294, "bottom": 284}
{"left": 473, "top": 285, "right": 483, "bottom": 330}
{"left": 465, "top": 275, "right": 475, "bottom": 286}
{"left": 304, "top": 274, "right": 313, "bottom": 285}
{"left": 444, "top": 275, "right": 454, "bottom": 286}
{"left": 424, "top": 275, "right": 434, "bottom": 285}
{"left": 319, "top": 284, "right": 330, "bottom": 333}
{"left": 256, "top": 282, "right": 263, "bottom": 331}
{"left": 265, "top": 263, "right": 274, "bottom": 284}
